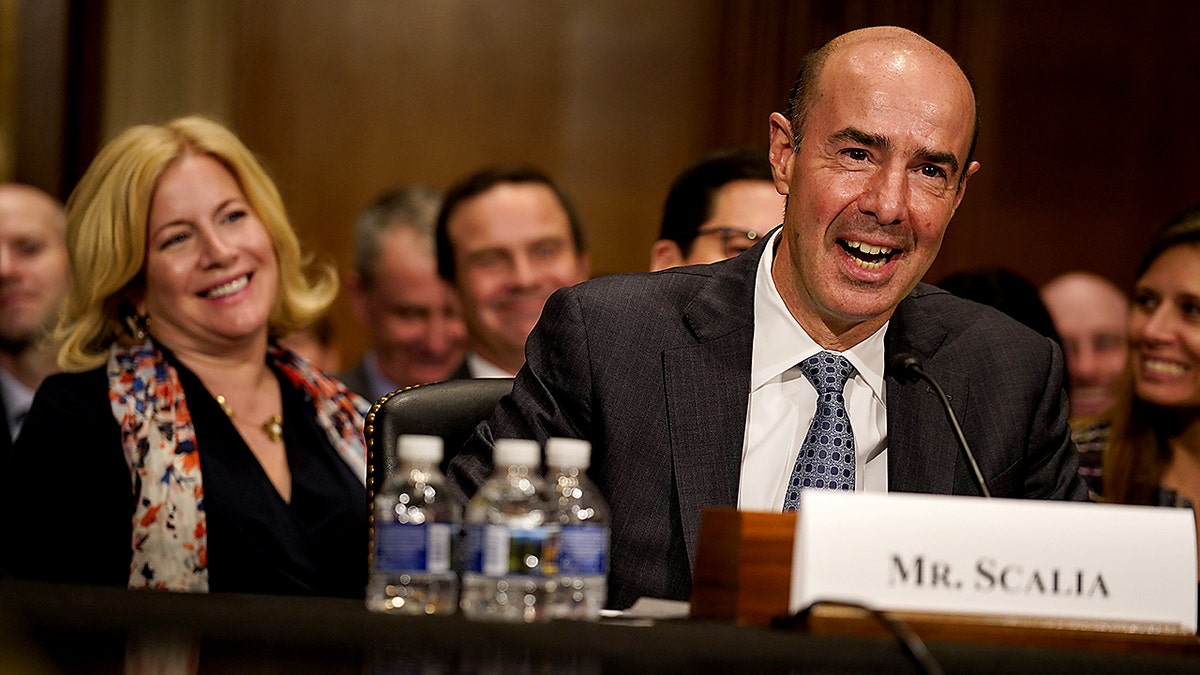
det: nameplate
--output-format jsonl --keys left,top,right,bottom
{"left": 790, "top": 491, "right": 1197, "bottom": 632}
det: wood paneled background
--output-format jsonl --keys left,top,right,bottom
{"left": 7, "top": 0, "right": 1200, "bottom": 363}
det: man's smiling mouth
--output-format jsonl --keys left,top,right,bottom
{"left": 839, "top": 239, "right": 898, "bottom": 270}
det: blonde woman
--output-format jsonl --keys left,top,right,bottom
{"left": 3, "top": 117, "right": 368, "bottom": 597}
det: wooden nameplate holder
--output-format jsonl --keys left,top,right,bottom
{"left": 689, "top": 507, "right": 1200, "bottom": 655}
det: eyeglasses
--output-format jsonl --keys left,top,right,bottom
{"left": 694, "top": 227, "right": 760, "bottom": 259}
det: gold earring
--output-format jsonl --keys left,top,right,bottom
{"left": 124, "top": 313, "right": 150, "bottom": 341}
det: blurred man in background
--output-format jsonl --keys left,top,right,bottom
{"left": 436, "top": 166, "right": 589, "bottom": 377}
{"left": 1041, "top": 270, "right": 1129, "bottom": 496}
{"left": 1041, "top": 271, "right": 1129, "bottom": 421}
{"left": 340, "top": 185, "right": 466, "bottom": 401}
{"left": 0, "top": 184, "right": 70, "bottom": 448}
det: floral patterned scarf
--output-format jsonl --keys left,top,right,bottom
{"left": 107, "top": 339, "right": 368, "bottom": 591}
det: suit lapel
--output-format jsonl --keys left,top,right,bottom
{"left": 663, "top": 241, "right": 763, "bottom": 564}
{"left": 885, "top": 285, "right": 970, "bottom": 494}
{"left": 659, "top": 258, "right": 974, "bottom": 560}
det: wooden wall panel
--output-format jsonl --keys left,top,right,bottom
{"left": 0, "top": 0, "right": 16, "bottom": 182}
{"left": 103, "top": 0, "right": 233, "bottom": 135}
{"left": 938, "top": 0, "right": 1200, "bottom": 291}
{"left": 11, "top": 0, "right": 70, "bottom": 198}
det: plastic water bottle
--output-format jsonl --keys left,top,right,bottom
{"left": 460, "top": 438, "right": 559, "bottom": 622}
{"left": 367, "top": 434, "right": 460, "bottom": 614}
{"left": 545, "top": 438, "right": 610, "bottom": 620}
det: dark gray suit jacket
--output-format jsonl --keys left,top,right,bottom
{"left": 448, "top": 236, "right": 1088, "bottom": 609}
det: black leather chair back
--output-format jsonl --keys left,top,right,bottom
{"left": 364, "top": 378, "right": 513, "bottom": 501}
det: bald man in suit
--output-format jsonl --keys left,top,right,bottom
{"left": 449, "top": 26, "right": 1087, "bottom": 610}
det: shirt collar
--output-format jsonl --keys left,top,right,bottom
{"left": 0, "top": 366, "right": 35, "bottom": 439}
{"left": 466, "top": 352, "right": 515, "bottom": 379}
{"left": 751, "top": 230, "right": 888, "bottom": 399}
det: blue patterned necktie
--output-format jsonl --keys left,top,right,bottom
{"left": 783, "top": 352, "right": 858, "bottom": 510}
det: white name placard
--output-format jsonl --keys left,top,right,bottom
{"left": 789, "top": 491, "right": 1197, "bottom": 632}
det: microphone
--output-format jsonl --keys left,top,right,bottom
{"left": 887, "top": 352, "right": 991, "bottom": 498}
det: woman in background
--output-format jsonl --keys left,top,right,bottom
{"left": 2, "top": 116, "right": 368, "bottom": 597}
{"left": 1104, "top": 205, "right": 1200, "bottom": 514}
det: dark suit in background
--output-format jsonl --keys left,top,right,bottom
{"left": 448, "top": 238, "right": 1088, "bottom": 609}
{"left": 336, "top": 360, "right": 373, "bottom": 402}
{"left": 448, "top": 360, "right": 473, "bottom": 380}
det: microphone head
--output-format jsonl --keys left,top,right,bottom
{"left": 886, "top": 352, "right": 924, "bottom": 383}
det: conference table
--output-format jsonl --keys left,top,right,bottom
{"left": 0, "top": 580, "right": 1196, "bottom": 674}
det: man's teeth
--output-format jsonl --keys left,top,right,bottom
{"left": 205, "top": 275, "right": 248, "bottom": 299}
{"left": 843, "top": 240, "right": 896, "bottom": 270}
{"left": 846, "top": 241, "right": 893, "bottom": 256}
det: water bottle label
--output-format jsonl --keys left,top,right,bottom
{"left": 375, "top": 522, "right": 451, "bottom": 574}
{"left": 482, "top": 525, "right": 511, "bottom": 576}
{"left": 558, "top": 525, "right": 609, "bottom": 575}
{"left": 464, "top": 524, "right": 559, "bottom": 577}
{"left": 463, "top": 524, "right": 485, "bottom": 573}
{"left": 426, "top": 523, "right": 451, "bottom": 573}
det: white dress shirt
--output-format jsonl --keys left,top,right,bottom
{"left": 0, "top": 366, "right": 34, "bottom": 442}
{"left": 466, "top": 352, "right": 515, "bottom": 379}
{"left": 738, "top": 231, "right": 889, "bottom": 511}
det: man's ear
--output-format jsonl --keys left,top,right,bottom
{"left": 649, "top": 240, "right": 685, "bottom": 272}
{"left": 768, "top": 112, "right": 797, "bottom": 197}
{"left": 952, "top": 160, "right": 982, "bottom": 212}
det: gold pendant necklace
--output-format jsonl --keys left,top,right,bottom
{"left": 216, "top": 395, "right": 284, "bottom": 443}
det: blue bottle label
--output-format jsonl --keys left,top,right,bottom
{"left": 375, "top": 522, "right": 451, "bottom": 574}
{"left": 463, "top": 524, "right": 485, "bottom": 574}
{"left": 558, "top": 525, "right": 609, "bottom": 575}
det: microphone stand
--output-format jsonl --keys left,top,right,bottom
{"left": 888, "top": 354, "right": 991, "bottom": 499}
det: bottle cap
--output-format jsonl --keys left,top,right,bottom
{"left": 546, "top": 437, "right": 591, "bottom": 469}
{"left": 396, "top": 434, "right": 443, "bottom": 463}
{"left": 493, "top": 438, "right": 540, "bottom": 467}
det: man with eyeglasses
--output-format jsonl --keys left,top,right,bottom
{"left": 649, "top": 147, "right": 785, "bottom": 271}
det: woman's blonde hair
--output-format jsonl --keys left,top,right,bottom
{"left": 56, "top": 116, "right": 337, "bottom": 371}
